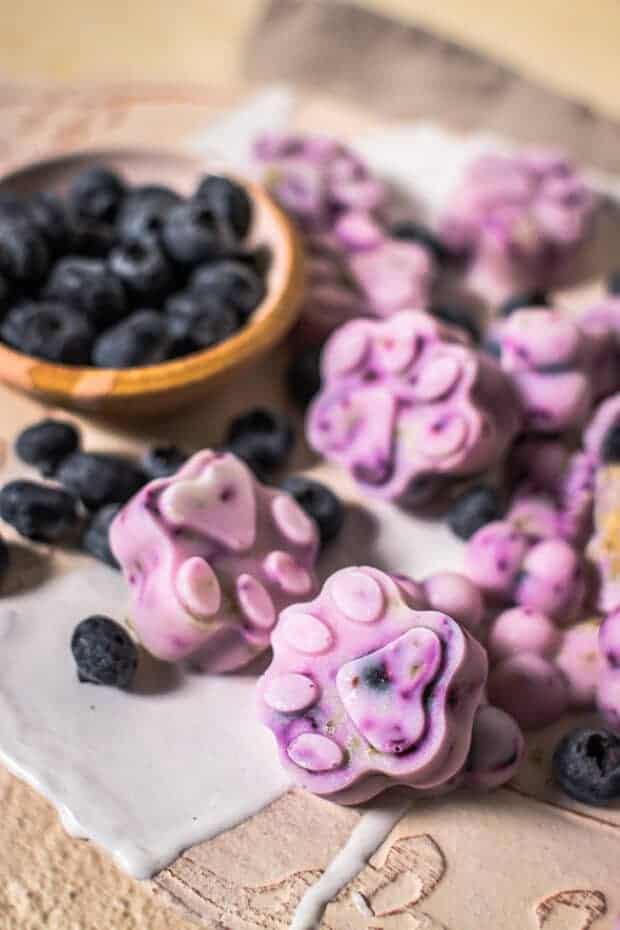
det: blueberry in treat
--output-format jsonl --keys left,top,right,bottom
{"left": 55, "top": 452, "right": 146, "bottom": 510}
{"left": 499, "top": 290, "right": 549, "bottom": 317}
{"left": 68, "top": 166, "right": 126, "bottom": 225}
{"left": 447, "top": 484, "right": 503, "bottom": 540}
{"left": 280, "top": 475, "right": 344, "bottom": 546}
{"left": 552, "top": 727, "right": 620, "bottom": 806}
{"left": 71, "top": 615, "right": 137, "bottom": 688}
{"left": 189, "top": 259, "right": 266, "bottom": 318}
{"left": 362, "top": 662, "right": 391, "bottom": 690}
{"left": 108, "top": 234, "right": 174, "bottom": 303}
{"left": 142, "top": 444, "right": 188, "bottom": 479}
{"left": 15, "top": 418, "right": 80, "bottom": 476}
{"left": 601, "top": 424, "right": 620, "bottom": 464}
{"left": 194, "top": 174, "right": 252, "bottom": 241}
{"left": 161, "top": 200, "right": 225, "bottom": 266}
{"left": 93, "top": 310, "right": 171, "bottom": 368}
{"left": 81, "top": 504, "right": 121, "bottom": 568}
{"left": 389, "top": 220, "right": 450, "bottom": 263}
{"left": 609, "top": 270, "right": 620, "bottom": 295}
{"left": 430, "top": 305, "right": 481, "bottom": 343}
{"left": 0, "top": 480, "right": 80, "bottom": 542}
{"left": 45, "top": 257, "right": 128, "bottom": 329}
{"left": 0, "top": 301, "right": 94, "bottom": 364}
{"left": 165, "top": 291, "right": 240, "bottom": 351}
{"left": 27, "top": 192, "right": 71, "bottom": 256}
{"left": 286, "top": 344, "right": 323, "bottom": 409}
{"left": 225, "top": 408, "right": 295, "bottom": 474}
{"left": 0, "top": 216, "right": 49, "bottom": 282}
{"left": 116, "top": 185, "right": 181, "bottom": 241}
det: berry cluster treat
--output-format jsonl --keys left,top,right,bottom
{"left": 109, "top": 450, "right": 319, "bottom": 672}
{"left": 307, "top": 310, "right": 521, "bottom": 505}
{"left": 257, "top": 566, "right": 522, "bottom": 802}
{"left": 0, "top": 166, "right": 268, "bottom": 366}
{"left": 439, "top": 150, "right": 596, "bottom": 302}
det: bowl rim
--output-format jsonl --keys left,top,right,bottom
{"left": 0, "top": 146, "right": 304, "bottom": 399}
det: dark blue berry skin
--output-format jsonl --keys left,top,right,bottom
{"left": 286, "top": 344, "right": 323, "bottom": 409}
{"left": 142, "top": 444, "right": 188, "bottom": 479}
{"left": 189, "top": 259, "right": 266, "bottom": 319}
{"left": 389, "top": 220, "right": 450, "bottom": 263}
{"left": 165, "top": 291, "right": 240, "bottom": 351}
{"left": 71, "top": 615, "right": 137, "bottom": 688}
{"left": 609, "top": 271, "right": 620, "bottom": 295}
{"left": 68, "top": 218, "right": 115, "bottom": 259}
{"left": 552, "top": 727, "right": 620, "bottom": 806}
{"left": 0, "top": 534, "right": 9, "bottom": 580}
{"left": 161, "top": 200, "right": 225, "bottom": 266}
{"left": 1, "top": 301, "right": 94, "bottom": 364}
{"left": 194, "top": 174, "right": 252, "bottom": 241}
{"left": 0, "top": 271, "right": 15, "bottom": 315}
{"left": 498, "top": 290, "right": 549, "bottom": 317}
{"left": 280, "top": 475, "right": 344, "bottom": 547}
{"left": 68, "top": 166, "right": 126, "bottom": 225}
{"left": 430, "top": 305, "right": 480, "bottom": 343}
{"left": 45, "top": 257, "right": 128, "bottom": 329}
{"left": 601, "top": 424, "right": 620, "bottom": 464}
{"left": 0, "top": 480, "right": 80, "bottom": 542}
{"left": 81, "top": 504, "right": 121, "bottom": 569}
{"left": 108, "top": 234, "right": 174, "bottom": 303}
{"left": 116, "top": 185, "right": 181, "bottom": 241}
{"left": 15, "top": 419, "right": 80, "bottom": 477}
{"left": 226, "top": 408, "right": 295, "bottom": 475}
{"left": 26, "top": 192, "right": 72, "bottom": 257}
{"left": 55, "top": 452, "right": 146, "bottom": 510}
{"left": 92, "top": 310, "right": 171, "bottom": 368}
{"left": 447, "top": 484, "right": 502, "bottom": 540}
{"left": 0, "top": 216, "right": 49, "bottom": 282}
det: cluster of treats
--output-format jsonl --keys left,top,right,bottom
{"left": 0, "top": 166, "right": 268, "bottom": 366}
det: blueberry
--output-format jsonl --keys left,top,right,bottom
{"left": 116, "top": 185, "right": 181, "bottom": 241}
{"left": 55, "top": 452, "right": 145, "bottom": 509}
{"left": 165, "top": 291, "right": 240, "bottom": 352}
{"left": 27, "top": 192, "right": 71, "bottom": 256}
{"left": 280, "top": 476, "right": 344, "bottom": 546}
{"left": 236, "top": 246, "right": 271, "bottom": 277}
{"left": 0, "top": 216, "right": 49, "bottom": 282}
{"left": 552, "top": 727, "right": 620, "bottom": 806}
{"left": 0, "top": 480, "right": 80, "bottom": 542}
{"left": 81, "top": 504, "right": 121, "bottom": 568}
{"left": 389, "top": 220, "right": 450, "bottom": 263}
{"left": 68, "top": 166, "right": 126, "bottom": 225}
{"left": 1, "top": 301, "right": 95, "bottom": 364}
{"left": 93, "top": 310, "right": 171, "bottom": 368}
{"left": 225, "top": 408, "right": 294, "bottom": 474}
{"left": 71, "top": 615, "right": 137, "bottom": 688}
{"left": 161, "top": 201, "right": 225, "bottom": 266}
{"left": 608, "top": 271, "right": 620, "bottom": 295}
{"left": 108, "top": 234, "right": 174, "bottom": 303}
{"left": 45, "top": 257, "right": 128, "bottom": 329}
{"left": 499, "top": 290, "right": 549, "bottom": 317}
{"left": 286, "top": 344, "right": 323, "bottom": 409}
{"left": 0, "top": 534, "right": 9, "bottom": 580}
{"left": 194, "top": 174, "right": 252, "bottom": 241}
{"left": 362, "top": 662, "right": 390, "bottom": 690}
{"left": 15, "top": 418, "right": 80, "bottom": 476}
{"left": 0, "top": 271, "right": 15, "bottom": 315}
{"left": 189, "top": 259, "right": 266, "bottom": 318}
{"left": 447, "top": 484, "right": 503, "bottom": 540}
{"left": 430, "top": 305, "right": 480, "bottom": 343}
{"left": 142, "top": 444, "right": 188, "bottom": 479}
{"left": 68, "top": 218, "right": 115, "bottom": 258}
{"left": 601, "top": 424, "right": 620, "bottom": 464}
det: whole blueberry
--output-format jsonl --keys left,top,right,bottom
{"left": 81, "top": 504, "right": 121, "bottom": 569}
{"left": 68, "top": 218, "right": 116, "bottom": 258}
{"left": 0, "top": 216, "right": 49, "bottom": 282}
{"left": 286, "top": 344, "right": 323, "bottom": 409}
{"left": 116, "top": 185, "right": 181, "bottom": 241}
{"left": 280, "top": 475, "right": 344, "bottom": 546}
{"left": 447, "top": 484, "right": 503, "bottom": 540}
{"left": 430, "top": 305, "right": 480, "bottom": 343}
{"left": 71, "top": 615, "right": 137, "bottom": 688}
{"left": 142, "top": 444, "right": 188, "bottom": 479}
{"left": 0, "top": 480, "right": 80, "bottom": 542}
{"left": 389, "top": 220, "right": 450, "bottom": 263}
{"left": 0, "top": 271, "right": 15, "bottom": 315}
{"left": 161, "top": 200, "right": 225, "bottom": 266}
{"left": 108, "top": 234, "right": 174, "bottom": 303}
{"left": 189, "top": 259, "right": 266, "bottom": 318}
{"left": 0, "top": 533, "right": 9, "bottom": 580}
{"left": 1, "top": 301, "right": 94, "bottom": 364}
{"left": 608, "top": 271, "right": 620, "bottom": 295}
{"left": 225, "top": 408, "right": 294, "bottom": 474}
{"left": 165, "top": 291, "right": 240, "bottom": 351}
{"left": 68, "top": 166, "right": 126, "bottom": 225}
{"left": 15, "top": 418, "right": 80, "bottom": 476}
{"left": 27, "top": 192, "right": 72, "bottom": 257}
{"left": 553, "top": 727, "right": 620, "bottom": 806}
{"left": 236, "top": 245, "right": 271, "bottom": 277}
{"left": 499, "top": 290, "right": 549, "bottom": 317}
{"left": 45, "top": 257, "right": 128, "bottom": 329}
{"left": 93, "top": 310, "right": 172, "bottom": 368}
{"left": 55, "top": 452, "right": 146, "bottom": 509}
{"left": 194, "top": 174, "right": 252, "bottom": 241}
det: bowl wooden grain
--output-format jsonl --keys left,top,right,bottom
{"left": 0, "top": 147, "right": 304, "bottom": 416}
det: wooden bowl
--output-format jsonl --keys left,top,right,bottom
{"left": 0, "top": 148, "right": 304, "bottom": 416}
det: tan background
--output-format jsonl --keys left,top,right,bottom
{"left": 0, "top": 0, "right": 619, "bottom": 119}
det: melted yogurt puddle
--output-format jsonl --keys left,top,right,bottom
{"left": 0, "top": 561, "right": 291, "bottom": 878}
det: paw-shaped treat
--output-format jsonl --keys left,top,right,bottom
{"left": 439, "top": 150, "right": 596, "bottom": 302}
{"left": 462, "top": 704, "right": 524, "bottom": 788}
{"left": 307, "top": 310, "right": 521, "bottom": 505}
{"left": 556, "top": 619, "right": 602, "bottom": 710}
{"left": 394, "top": 570, "right": 484, "bottom": 637}
{"left": 488, "top": 652, "right": 569, "bottom": 730}
{"left": 346, "top": 239, "right": 434, "bottom": 318}
{"left": 110, "top": 450, "right": 319, "bottom": 672}
{"left": 257, "top": 566, "right": 492, "bottom": 803}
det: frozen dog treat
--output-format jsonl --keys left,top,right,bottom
{"left": 110, "top": 450, "right": 319, "bottom": 672}
{"left": 556, "top": 619, "right": 602, "bottom": 710}
{"left": 598, "top": 609, "right": 620, "bottom": 732}
{"left": 487, "top": 652, "right": 569, "bottom": 730}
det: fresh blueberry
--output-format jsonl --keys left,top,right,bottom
{"left": 71, "top": 615, "right": 137, "bottom": 688}
{"left": 108, "top": 234, "right": 174, "bottom": 303}
{"left": 161, "top": 200, "right": 225, "bottom": 266}
{"left": 189, "top": 260, "right": 266, "bottom": 319}
{"left": 601, "top": 424, "right": 620, "bottom": 464}
{"left": 45, "top": 257, "right": 128, "bottom": 329}
{"left": 447, "top": 484, "right": 503, "bottom": 540}
{"left": 225, "top": 408, "right": 295, "bottom": 474}
{"left": 552, "top": 727, "right": 620, "bottom": 806}
{"left": 68, "top": 166, "right": 126, "bottom": 225}
{"left": 608, "top": 271, "right": 620, "bottom": 295}
{"left": 194, "top": 174, "right": 252, "bottom": 241}
{"left": 1, "top": 301, "right": 94, "bottom": 364}
{"left": 92, "top": 310, "right": 171, "bottom": 368}
{"left": 68, "top": 218, "right": 115, "bottom": 258}
{"left": 55, "top": 452, "right": 146, "bottom": 509}
{"left": 0, "top": 533, "right": 9, "bottom": 580}
{"left": 280, "top": 475, "right": 344, "bottom": 546}
{"left": 142, "top": 444, "right": 188, "bottom": 479}
{"left": 389, "top": 220, "right": 450, "bottom": 263}
{"left": 15, "top": 418, "right": 80, "bottom": 476}
{"left": 430, "top": 305, "right": 480, "bottom": 343}
{"left": 236, "top": 246, "right": 271, "bottom": 277}
{"left": 27, "top": 192, "right": 72, "bottom": 256}
{"left": 0, "top": 479, "right": 80, "bottom": 542}
{"left": 499, "top": 290, "right": 549, "bottom": 317}
{"left": 81, "top": 504, "right": 121, "bottom": 569}
{"left": 116, "top": 185, "right": 181, "bottom": 241}
{"left": 165, "top": 291, "right": 240, "bottom": 351}
{"left": 0, "top": 271, "right": 15, "bottom": 315}
{"left": 0, "top": 216, "right": 49, "bottom": 282}
{"left": 286, "top": 344, "right": 323, "bottom": 409}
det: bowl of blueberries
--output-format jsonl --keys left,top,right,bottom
{"left": 0, "top": 147, "right": 304, "bottom": 415}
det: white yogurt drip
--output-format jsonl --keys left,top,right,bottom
{"left": 0, "top": 562, "right": 291, "bottom": 878}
